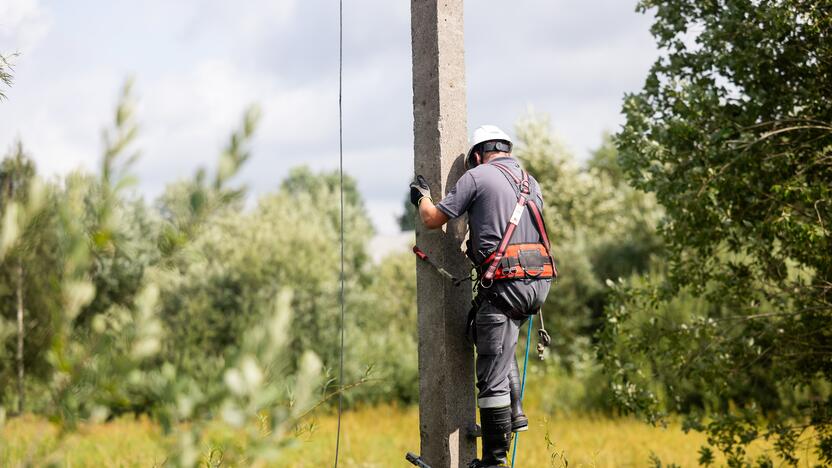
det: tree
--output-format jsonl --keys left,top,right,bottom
{"left": 514, "top": 115, "right": 662, "bottom": 369}
{"left": 156, "top": 164, "right": 374, "bottom": 388}
{"left": 156, "top": 105, "right": 260, "bottom": 262}
{"left": 0, "top": 76, "right": 331, "bottom": 464}
{"left": 608, "top": 0, "right": 832, "bottom": 464}
{"left": 75, "top": 79, "right": 160, "bottom": 329}
{"left": 0, "top": 143, "right": 35, "bottom": 414}
{"left": 398, "top": 193, "right": 416, "bottom": 231}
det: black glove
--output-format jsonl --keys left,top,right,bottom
{"left": 409, "top": 175, "right": 432, "bottom": 207}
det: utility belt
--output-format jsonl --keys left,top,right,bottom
{"left": 476, "top": 243, "right": 556, "bottom": 284}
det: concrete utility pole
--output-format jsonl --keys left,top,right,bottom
{"left": 411, "top": 1, "right": 475, "bottom": 467}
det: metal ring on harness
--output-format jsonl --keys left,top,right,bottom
{"left": 479, "top": 277, "right": 494, "bottom": 289}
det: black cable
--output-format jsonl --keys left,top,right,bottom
{"left": 334, "top": 0, "right": 345, "bottom": 465}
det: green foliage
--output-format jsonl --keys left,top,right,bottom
{"left": 151, "top": 105, "right": 264, "bottom": 385}
{"left": 16, "top": 46, "right": 824, "bottom": 463}
{"left": 78, "top": 80, "right": 159, "bottom": 328}
{"left": 154, "top": 162, "right": 376, "bottom": 400}
{"left": 348, "top": 250, "right": 418, "bottom": 404}
{"left": 156, "top": 106, "right": 260, "bottom": 266}
{"left": 514, "top": 115, "right": 663, "bottom": 369}
{"left": 0, "top": 53, "right": 15, "bottom": 101}
{"left": 649, "top": 452, "right": 682, "bottom": 468}
{"left": 0, "top": 81, "right": 329, "bottom": 466}
{"left": 608, "top": 0, "right": 832, "bottom": 464}
{"left": 0, "top": 143, "right": 46, "bottom": 259}
{"left": 145, "top": 291, "right": 323, "bottom": 466}
{"left": 0, "top": 143, "right": 55, "bottom": 410}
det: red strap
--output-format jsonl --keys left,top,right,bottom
{"left": 527, "top": 199, "right": 558, "bottom": 278}
{"left": 526, "top": 200, "right": 551, "bottom": 254}
{"left": 412, "top": 245, "right": 428, "bottom": 261}
{"left": 491, "top": 162, "right": 552, "bottom": 254}
{"left": 482, "top": 168, "right": 530, "bottom": 281}
{"left": 490, "top": 162, "right": 521, "bottom": 184}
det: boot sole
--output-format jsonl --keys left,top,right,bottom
{"left": 512, "top": 418, "right": 529, "bottom": 432}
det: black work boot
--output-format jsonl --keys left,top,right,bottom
{"left": 509, "top": 359, "right": 528, "bottom": 432}
{"left": 469, "top": 406, "right": 512, "bottom": 468}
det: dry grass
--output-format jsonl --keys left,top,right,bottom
{"left": 1, "top": 413, "right": 165, "bottom": 467}
{"left": 1, "top": 406, "right": 821, "bottom": 467}
{"left": 279, "top": 405, "right": 819, "bottom": 468}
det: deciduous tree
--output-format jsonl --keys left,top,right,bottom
{"left": 607, "top": 0, "right": 832, "bottom": 464}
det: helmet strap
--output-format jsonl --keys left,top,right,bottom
{"left": 480, "top": 141, "right": 512, "bottom": 154}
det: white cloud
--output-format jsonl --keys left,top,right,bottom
{"left": 1, "top": 65, "right": 121, "bottom": 175}
{"left": 182, "top": 0, "right": 298, "bottom": 47}
{"left": 134, "top": 58, "right": 339, "bottom": 194}
{"left": 0, "top": 0, "right": 52, "bottom": 52}
{"left": 0, "top": 0, "right": 661, "bottom": 234}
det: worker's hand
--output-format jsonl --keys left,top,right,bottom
{"left": 409, "top": 175, "right": 432, "bottom": 207}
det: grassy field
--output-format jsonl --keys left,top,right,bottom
{"left": 2, "top": 404, "right": 820, "bottom": 467}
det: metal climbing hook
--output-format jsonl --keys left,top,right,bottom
{"left": 536, "top": 308, "right": 551, "bottom": 360}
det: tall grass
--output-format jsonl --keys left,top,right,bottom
{"left": 3, "top": 404, "right": 820, "bottom": 467}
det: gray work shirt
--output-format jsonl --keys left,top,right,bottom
{"left": 436, "top": 156, "right": 551, "bottom": 313}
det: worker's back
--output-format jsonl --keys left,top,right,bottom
{"left": 436, "top": 155, "right": 551, "bottom": 314}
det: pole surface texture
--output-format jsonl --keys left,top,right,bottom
{"left": 411, "top": 1, "right": 476, "bottom": 466}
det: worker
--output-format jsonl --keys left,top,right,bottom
{"left": 409, "top": 124, "right": 556, "bottom": 468}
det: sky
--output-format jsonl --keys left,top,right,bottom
{"left": 0, "top": 0, "right": 659, "bottom": 234}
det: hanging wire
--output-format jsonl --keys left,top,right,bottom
{"left": 334, "top": 0, "right": 345, "bottom": 465}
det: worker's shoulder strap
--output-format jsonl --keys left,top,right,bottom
{"left": 490, "top": 161, "right": 522, "bottom": 186}
{"left": 526, "top": 196, "right": 552, "bottom": 253}
{"left": 481, "top": 162, "right": 554, "bottom": 283}
{"left": 489, "top": 162, "right": 551, "bottom": 252}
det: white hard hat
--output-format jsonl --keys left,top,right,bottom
{"left": 465, "top": 125, "right": 513, "bottom": 170}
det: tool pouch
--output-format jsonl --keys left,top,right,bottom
{"left": 518, "top": 247, "right": 547, "bottom": 277}
{"left": 467, "top": 292, "right": 515, "bottom": 344}
{"left": 475, "top": 309, "right": 508, "bottom": 355}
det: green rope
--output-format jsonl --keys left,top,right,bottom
{"left": 510, "top": 315, "right": 533, "bottom": 468}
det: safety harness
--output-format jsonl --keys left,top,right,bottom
{"left": 476, "top": 161, "right": 558, "bottom": 289}
{"left": 411, "top": 161, "right": 556, "bottom": 360}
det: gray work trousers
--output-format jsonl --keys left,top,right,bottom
{"left": 474, "top": 300, "right": 526, "bottom": 408}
